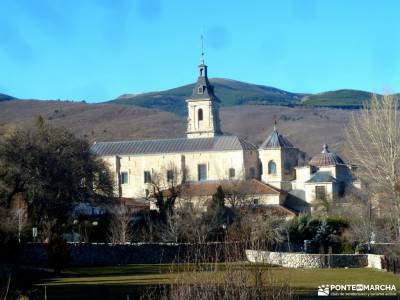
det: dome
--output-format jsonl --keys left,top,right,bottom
{"left": 259, "top": 125, "right": 294, "bottom": 149}
{"left": 309, "top": 144, "right": 345, "bottom": 167}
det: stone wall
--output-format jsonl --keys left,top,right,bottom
{"left": 18, "top": 242, "right": 241, "bottom": 267}
{"left": 367, "top": 254, "right": 384, "bottom": 269}
{"left": 18, "top": 244, "right": 385, "bottom": 269}
{"left": 246, "top": 250, "right": 369, "bottom": 268}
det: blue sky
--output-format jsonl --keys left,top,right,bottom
{"left": 1, "top": 0, "right": 399, "bottom": 102}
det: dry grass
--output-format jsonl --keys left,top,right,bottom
{"left": 0, "top": 100, "right": 353, "bottom": 157}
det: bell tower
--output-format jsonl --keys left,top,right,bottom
{"left": 186, "top": 37, "right": 222, "bottom": 139}
{"left": 259, "top": 122, "right": 299, "bottom": 190}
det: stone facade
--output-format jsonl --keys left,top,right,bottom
{"left": 103, "top": 149, "right": 259, "bottom": 199}
{"left": 186, "top": 99, "right": 220, "bottom": 138}
{"left": 260, "top": 147, "right": 299, "bottom": 190}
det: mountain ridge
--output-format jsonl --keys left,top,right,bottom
{"left": 110, "top": 78, "right": 378, "bottom": 115}
{"left": 1, "top": 79, "right": 387, "bottom": 115}
{"left": 0, "top": 93, "right": 16, "bottom": 102}
{"left": 111, "top": 78, "right": 306, "bottom": 115}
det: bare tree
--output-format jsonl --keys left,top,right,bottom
{"left": 312, "top": 192, "right": 331, "bottom": 217}
{"left": 345, "top": 94, "right": 400, "bottom": 237}
{"left": 238, "top": 209, "right": 286, "bottom": 251}
{"left": 107, "top": 202, "right": 133, "bottom": 244}
{"left": 149, "top": 163, "right": 187, "bottom": 224}
{"left": 346, "top": 94, "right": 400, "bottom": 194}
{"left": 11, "top": 196, "right": 27, "bottom": 243}
{"left": 334, "top": 188, "right": 396, "bottom": 244}
{"left": 221, "top": 180, "right": 254, "bottom": 211}
{"left": 0, "top": 196, "right": 28, "bottom": 242}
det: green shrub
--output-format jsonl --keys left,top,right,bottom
{"left": 281, "top": 215, "right": 351, "bottom": 253}
{"left": 340, "top": 242, "right": 355, "bottom": 254}
{"left": 355, "top": 243, "right": 368, "bottom": 254}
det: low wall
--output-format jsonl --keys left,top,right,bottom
{"left": 246, "top": 250, "right": 373, "bottom": 269}
{"left": 19, "top": 242, "right": 244, "bottom": 266}
{"left": 367, "top": 254, "right": 384, "bottom": 269}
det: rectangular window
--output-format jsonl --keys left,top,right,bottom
{"left": 229, "top": 168, "right": 235, "bottom": 179}
{"left": 121, "top": 171, "right": 129, "bottom": 184}
{"left": 249, "top": 167, "right": 256, "bottom": 179}
{"left": 198, "top": 164, "right": 207, "bottom": 181}
{"left": 167, "top": 170, "right": 174, "bottom": 182}
{"left": 253, "top": 199, "right": 259, "bottom": 205}
{"left": 144, "top": 171, "right": 151, "bottom": 183}
{"left": 315, "top": 186, "right": 327, "bottom": 201}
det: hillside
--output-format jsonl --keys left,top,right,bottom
{"left": 0, "top": 100, "right": 353, "bottom": 157}
{"left": 301, "top": 89, "right": 375, "bottom": 108}
{"left": 0, "top": 100, "right": 185, "bottom": 142}
{"left": 112, "top": 78, "right": 305, "bottom": 115}
{"left": 0, "top": 93, "right": 15, "bottom": 102}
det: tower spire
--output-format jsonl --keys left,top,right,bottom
{"left": 201, "top": 34, "right": 205, "bottom": 64}
{"left": 186, "top": 44, "right": 221, "bottom": 139}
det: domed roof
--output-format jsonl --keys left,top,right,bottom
{"left": 309, "top": 144, "right": 345, "bottom": 167}
{"left": 259, "top": 125, "right": 294, "bottom": 149}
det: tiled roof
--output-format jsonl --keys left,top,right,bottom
{"left": 177, "top": 179, "right": 282, "bottom": 197}
{"left": 305, "top": 171, "right": 337, "bottom": 183}
{"left": 91, "top": 136, "right": 257, "bottom": 156}
{"left": 309, "top": 144, "right": 345, "bottom": 167}
{"left": 259, "top": 128, "right": 294, "bottom": 149}
{"left": 251, "top": 205, "right": 297, "bottom": 217}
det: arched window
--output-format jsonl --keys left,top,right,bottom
{"left": 268, "top": 160, "right": 277, "bottom": 174}
{"left": 198, "top": 108, "right": 203, "bottom": 121}
{"left": 198, "top": 86, "right": 203, "bottom": 94}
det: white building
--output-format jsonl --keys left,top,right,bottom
{"left": 91, "top": 59, "right": 359, "bottom": 214}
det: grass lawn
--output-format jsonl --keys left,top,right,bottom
{"left": 34, "top": 264, "right": 400, "bottom": 299}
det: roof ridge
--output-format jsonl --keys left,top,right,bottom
{"left": 94, "top": 135, "right": 241, "bottom": 145}
{"left": 91, "top": 135, "right": 257, "bottom": 155}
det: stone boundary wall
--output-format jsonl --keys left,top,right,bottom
{"left": 18, "top": 242, "right": 244, "bottom": 266}
{"left": 367, "top": 254, "right": 384, "bottom": 269}
{"left": 246, "top": 250, "right": 384, "bottom": 269}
